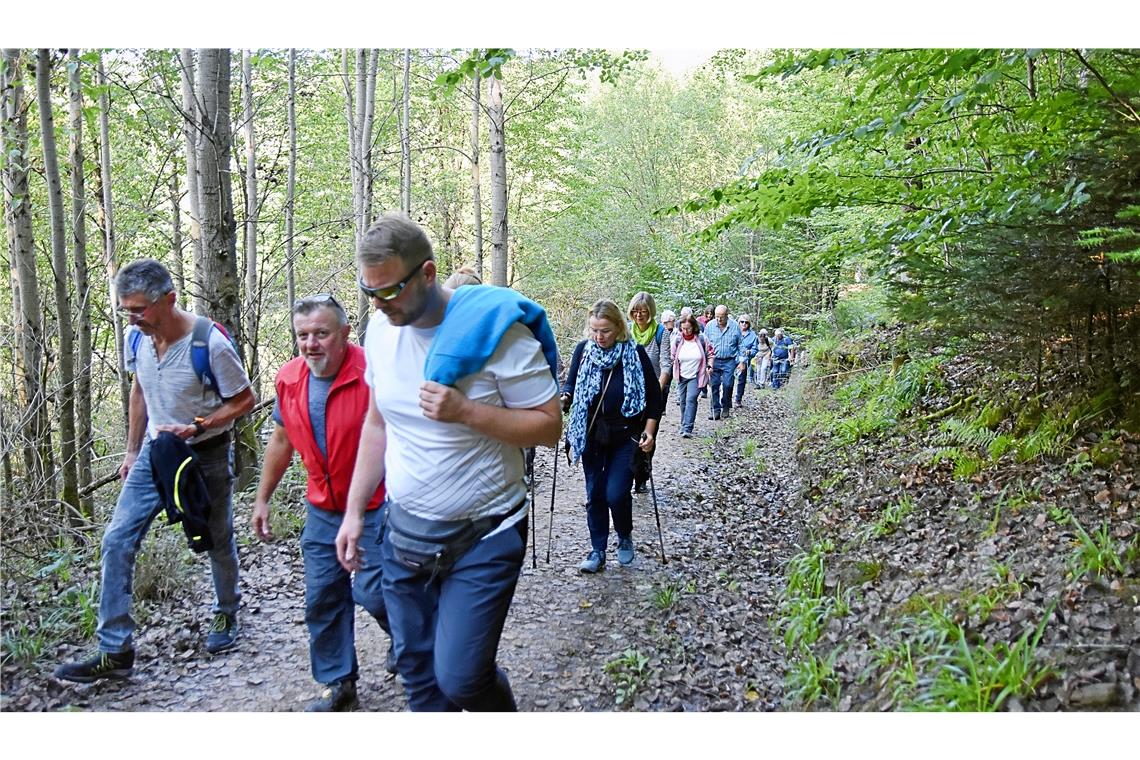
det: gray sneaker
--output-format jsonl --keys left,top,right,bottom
{"left": 578, "top": 550, "right": 606, "bottom": 574}
{"left": 616, "top": 537, "right": 635, "bottom": 566}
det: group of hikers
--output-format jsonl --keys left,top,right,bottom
{"left": 52, "top": 213, "right": 797, "bottom": 712}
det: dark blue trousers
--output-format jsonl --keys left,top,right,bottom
{"left": 380, "top": 512, "right": 527, "bottom": 711}
{"left": 581, "top": 436, "right": 636, "bottom": 553}
{"left": 301, "top": 502, "right": 388, "bottom": 685}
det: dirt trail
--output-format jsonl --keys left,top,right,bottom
{"left": 35, "top": 383, "right": 806, "bottom": 712}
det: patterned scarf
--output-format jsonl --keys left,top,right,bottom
{"left": 630, "top": 318, "right": 658, "bottom": 347}
{"left": 566, "top": 339, "right": 646, "bottom": 462}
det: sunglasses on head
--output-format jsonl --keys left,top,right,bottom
{"left": 359, "top": 259, "right": 428, "bottom": 301}
{"left": 293, "top": 292, "right": 343, "bottom": 312}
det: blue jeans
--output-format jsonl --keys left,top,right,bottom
{"left": 581, "top": 435, "right": 636, "bottom": 553}
{"left": 677, "top": 376, "right": 701, "bottom": 434}
{"left": 302, "top": 502, "right": 389, "bottom": 685}
{"left": 380, "top": 508, "right": 527, "bottom": 711}
{"left": 709, "top": 357, "right": 737, "bottom": 413}
{"left": 97, "top": 437, "right": 240, "bottom": 653}
{"left": 734, "top": 366, "right": 749, "bottom": 404}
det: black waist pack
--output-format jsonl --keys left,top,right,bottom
{"left": 385, "top": 499, "right": 524, "bottom": 583}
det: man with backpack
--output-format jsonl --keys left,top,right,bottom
{"left": 251, "top": 293, "right": 394, "bottom": 711}
{"left": 55, "top": 259, "right": 254, "bottom": 683}
{"left": 336, "top": 213, "right": 561, "bottom": 711}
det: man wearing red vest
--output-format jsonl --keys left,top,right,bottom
{"left": 252, "top": 293, "right": 391, "bottom": 712}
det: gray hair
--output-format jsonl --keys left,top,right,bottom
{"left": 660, "top": 310, "right": 676, "bottom": 322}
{"left": 115, "top": 258, "right": 174, "bottom": 302}
{"left": 292, "top": 293, "right": 348, "bottom": 327}
{"left": 627, "top": 291, "right": 656, "bottom": 319}
{"left": 357, "top": 212, "right": 434, "bottom": 268}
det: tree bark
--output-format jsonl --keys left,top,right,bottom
{"left": 3, "top": 48, "right": 49, "bottom": 500}
{"left": 488, "top": 73, "right": 508, "bottom": 287}
{"left": 68, "top": 48, "right": 94, "bottom": 519}
{"left": 343, "top": 49, "right": 377, "bottom": 337}
{"left": 195, "top": 49, "right": 242, "bottom": 341}
{"left": 178, "top": 49, "right": 204, "bottom": 312}
{"left": 36, "top": 48, "right": 79, "bottom": 521}
{"left": 401, "top": 48, "right": 412, "bottom": 214}
{"left": 196, "top": 48, "right": 256, "bottom": 489}
{"left": 286, "top": 48, "right": 297, "bottom": 356}
{"left": 169, "top": 173, "right": 184, "bottom": 293}
{"left": 241, "top": 49, "right": 260, "bottom": 401}
{"left": 95, "top": 54, "right": 131, "bottom": 422}
{"left": 470, "top": 69, "right": 483, "bottom": 280}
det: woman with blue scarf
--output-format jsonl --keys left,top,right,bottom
{"left": 560, "top": 300, "right": 662, "bottom": 573}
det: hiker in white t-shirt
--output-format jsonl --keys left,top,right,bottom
{"left": 336, "top": 213, "right": 561, "bottom": 712}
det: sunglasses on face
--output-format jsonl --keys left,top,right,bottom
{"left": 359, "top": 259, "right": 428, "bottom": 301}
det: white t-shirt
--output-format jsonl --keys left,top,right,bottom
{"left": 363, "top": 311, "right": 558, "bottom": 521}
{"left": 676, "top": 337, "right": 704, "bottom": 381}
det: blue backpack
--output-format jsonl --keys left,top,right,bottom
{"left": 128, "top": 316, "right": 234, "bottom": 396}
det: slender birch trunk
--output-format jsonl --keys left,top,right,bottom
{"left": 401, "top": 48, "right": 411, "bottom": 214}
{"left": 36, "top": 48, "right": 79, "bottom": 519}
{"left": 95, "top": 54, "right": 130, "bottom": 421}
{"left": 241, "top": 49, "right": 260, "bottom": 400}
{"left": 488, "top": 73, "right": 508, "bottom": 287}
{"left": 68, "top": 48, "right": 94, "bottom": 518}
{"left": 178, "top": 49, "right": 203, "bottom": 312}
{"left": 286, "top": 48, "right": 297, "bottom": 356}
{"left": 470, "top": 69, "right": 483, "bottom": 280}
{"left": 170, "top": 173, "right": 184, "bottom": 293}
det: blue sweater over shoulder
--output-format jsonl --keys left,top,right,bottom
{"left": 424, "top": 284, "right": 560, "bottom": 386}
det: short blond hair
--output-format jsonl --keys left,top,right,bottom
{"left": 584, "top": 299, "right": 630, "bottom": 342}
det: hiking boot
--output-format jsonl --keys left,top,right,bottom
{"left": 722, "top": 408, "right": 731, "bottom": 419}
{"left": 306, "top": 679, "right": 359, "bottom": 712}
{"left": 54, "top": 650, "right": 135, "bottom": 683}
{"left": 680, "top": 431, "right": 692, "bottom": 439}
{"left": 578, "top": 550, "right": 605, "bottom": 574}
{"left": 205, "top": 613, "right": 239, "bottom": 654}
{"left": 616, "top": 538, "right": 635, "bottom": 566}
{"left": 384, "top": 643, "right": 397, "bottom": 675}
{"left": 633, "top": 481, "right": 648, "bottom": 494}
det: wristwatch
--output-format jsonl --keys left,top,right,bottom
{"left": 193, "top": 417, "right": 207, "bottom": 437}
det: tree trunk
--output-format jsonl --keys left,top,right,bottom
{"left": 36, "top": 48, "right": 80, "bottom": 522}
{"left": 178, "top": 49, "right": 204, "bottom": 312}
{"left": 195, "top": 49, "right": 241, "bottom": 341}
{"left": 344, "top": 49, "right": 377, "bottom": 338}
{"left": 401, "top": 48, "right": 412, "bottom": 214}
{"left": 95, "top": 54, "right": 131, "bottom": 422}
{"left": 488, "top": 73, "right": 508, "bottom": 287}
{"left": 470, "top": 69, "right": 483, "bottom": 280}
{"left": 241, "top": 49, "right": 260, "bottom": 401}
{"left": 68, "top": 48, "right": 94, "bottom": 519}
{"left": 3, "top": 48, "right": 49, "bottom": 501}
{"left": 196, "top": 48, "right": 256, "bottom": 489}
{"left": 169, "top": 173, "right": 184, "bottom": 293}
{"left": 286, "top": 48, "right": 297, "bottom": 356}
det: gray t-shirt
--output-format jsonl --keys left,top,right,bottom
{"left": 272, "top": 372, "right": 334, "bottom": 458}
{"left": 126, "top": 321, "right": 251, "bottom": 444}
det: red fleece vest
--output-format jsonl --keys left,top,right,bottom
{"left": 275, "top": 343, "right": 384, "bottom": 512}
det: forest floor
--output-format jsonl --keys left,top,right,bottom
{"left": 5, "top": 378, "right": 805, "bottom": 712}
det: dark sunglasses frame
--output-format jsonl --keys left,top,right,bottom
{"left": 359, "top": 259, "right": 428, "bottom": 301}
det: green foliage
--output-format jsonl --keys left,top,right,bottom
{"left": 868, "top": 595, "right": 1055, "bottom": 711}
{"left": 651, "top": 581, "right": 681, "bottom": 611}
{"left": 604, "top": 648, "right": 652, "bottom": 706}
{"left": 1068, "top": 517, "right": 1129, "bottom": 580}
{"left": 871, "top": 495, "right": 915, "bottom": 538}
{"left": 785, "top": 648, "right": 841, "bottom": 709}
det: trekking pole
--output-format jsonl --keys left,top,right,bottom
{"left": 646, "top": 455, "right": 667, "bottom": 565}
{"left": 529, "top": 455, "right": 537, "bottom": 569}
{"left": 546, "top": 439, "right": 560, "bottom": 563}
